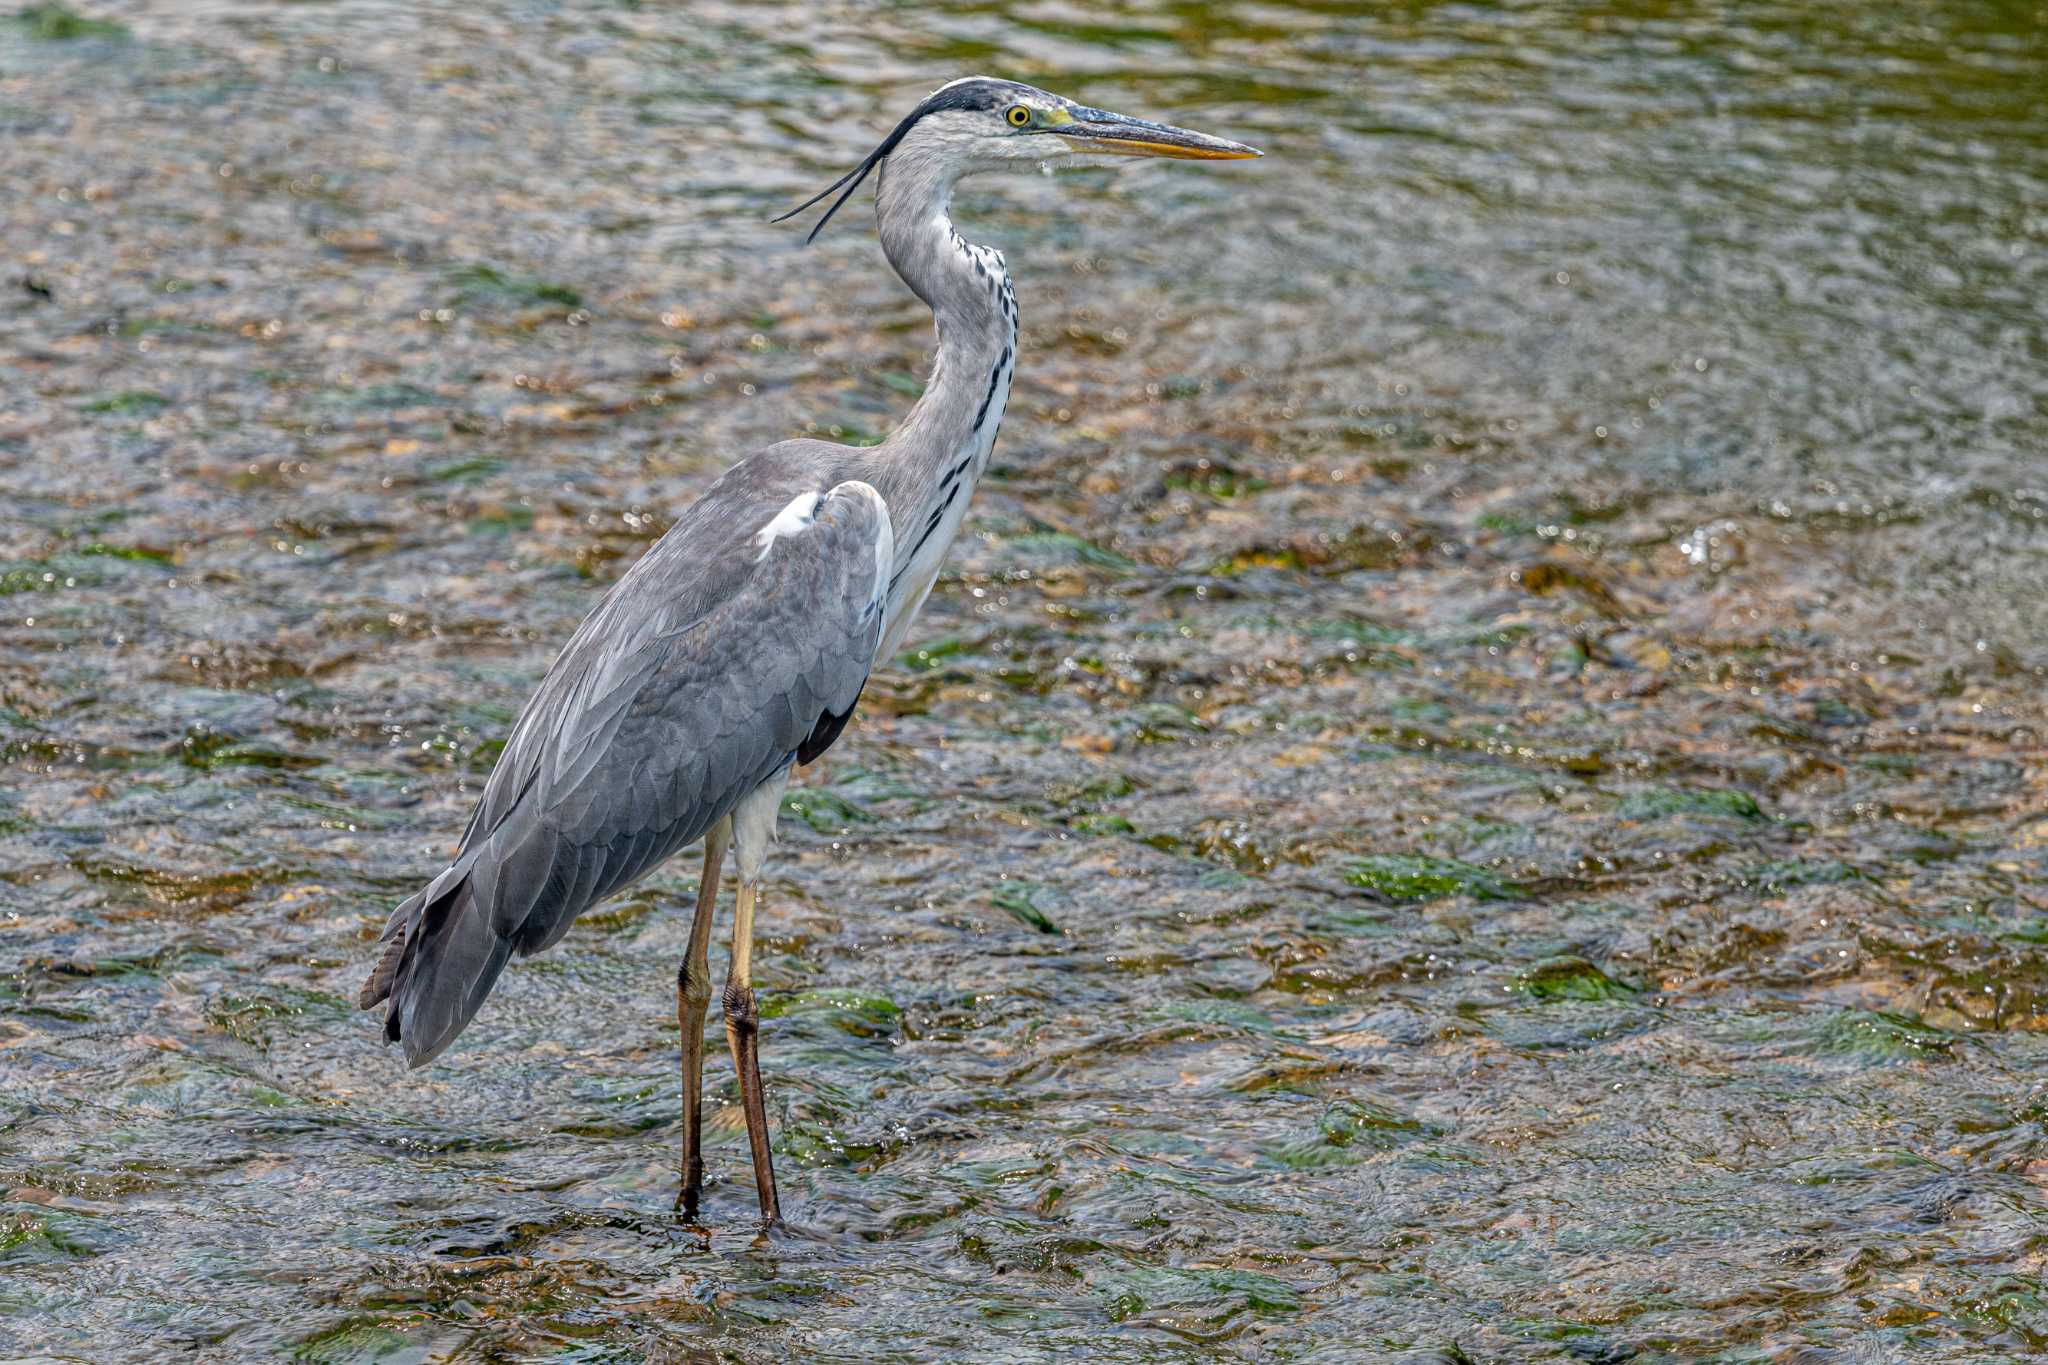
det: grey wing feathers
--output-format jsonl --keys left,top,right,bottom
{"left": 359, "top": 475, "right": 893, "bottom": 1067}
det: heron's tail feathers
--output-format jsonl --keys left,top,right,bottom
{"left": 356, "top": 857, "right": 515, "bottom": 1069}
{"left": 356, "top": 896, "right": 420, "bottom": 1016}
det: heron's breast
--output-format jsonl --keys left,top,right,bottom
{"left": 875, "top": 249, "right": 1019, "bottom": 661}
{"left": 878, "top": 325, "right": 1017, "bottom": 655}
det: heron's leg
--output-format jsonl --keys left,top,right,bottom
{"left": 676, "top": 818, "right": 730, "bottom": 1220}
{"left": 723, "top": 877, "right": 780, "bottom": 1223}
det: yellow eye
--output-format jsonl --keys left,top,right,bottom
{"left": 1006, "top": 105, "right": 1032, "bottom": 127}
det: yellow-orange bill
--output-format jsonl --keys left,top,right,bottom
{"left": 1052, "top": 107, "right": 1261, "bottom": 160}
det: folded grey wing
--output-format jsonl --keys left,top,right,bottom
{"left": 365, "top": 479, "right": 892, "bottom": 1065}
{"left": 484, "top": 478, "right": 893, "bottom": 949}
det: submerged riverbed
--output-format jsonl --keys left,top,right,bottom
{"left": 3, "top": 0, "right": 2046, "bottom": 1359}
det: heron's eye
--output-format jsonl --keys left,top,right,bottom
{"left": 1005, "top": 105, "right": 1032, "bottom": 128}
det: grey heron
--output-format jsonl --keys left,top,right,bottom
{"left": 357, "top": 76, "right": 1258, "bottom": 1225}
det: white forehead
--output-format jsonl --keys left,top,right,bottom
{"left": 926, "top": 75, "right": 1065, "bottom": 108}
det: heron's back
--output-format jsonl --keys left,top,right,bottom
{"left": 359, "top": 463, "right": 893, "bottom": 1065}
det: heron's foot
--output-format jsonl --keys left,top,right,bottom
{"left": 663, "top": 1183, "right": 786, "bottom": 1239}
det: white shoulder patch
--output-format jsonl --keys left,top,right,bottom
{"left": 753, "top": 491, "right": 822, "bottom": 561}
{"left": 828, "top": 480, "right": 894, "bottom": 610}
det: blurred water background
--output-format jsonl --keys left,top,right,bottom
{"left": 2, "top": 0, "right": 2046, "bottom": 1359}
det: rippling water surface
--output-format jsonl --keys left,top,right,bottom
{"left": 3, "top": 1, "right": 2046, "bottom": 1359}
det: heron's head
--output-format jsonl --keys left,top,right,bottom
{"left": 777, "top": 77, "right": 1260, "bottom": 242}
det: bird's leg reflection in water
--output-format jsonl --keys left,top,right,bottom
{"left": 676, "top": 817, "right": 729, "bottom": 1222}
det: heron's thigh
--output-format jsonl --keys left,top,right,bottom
{"left": 730, "top": 766, "right": 791, "bottom": 887}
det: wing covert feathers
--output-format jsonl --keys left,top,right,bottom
{"left": 359, "top": 475, "right": 892, "bottom": 1066}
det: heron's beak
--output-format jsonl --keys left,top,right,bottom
{"left": 1050, "top": 106, "right": 1261, "bottom": 160}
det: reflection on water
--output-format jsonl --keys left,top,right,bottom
{"left": 2, "top": 0, "right": 2045, "bottom": 1358}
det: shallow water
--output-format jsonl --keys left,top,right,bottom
{"left": 2, "top": 0, "right": 2046, "bottom": 1359}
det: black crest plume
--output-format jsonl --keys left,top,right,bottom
{"left": 774, "top": 80, "right": 1011, "bottom": 243}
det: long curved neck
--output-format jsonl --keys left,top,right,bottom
{"left": 854, "top": 146, "right": 1019, "bottom": 647}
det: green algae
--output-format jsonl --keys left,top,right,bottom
{"left": 1347, "top": 855, "right": 1521, "bottom": 902}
